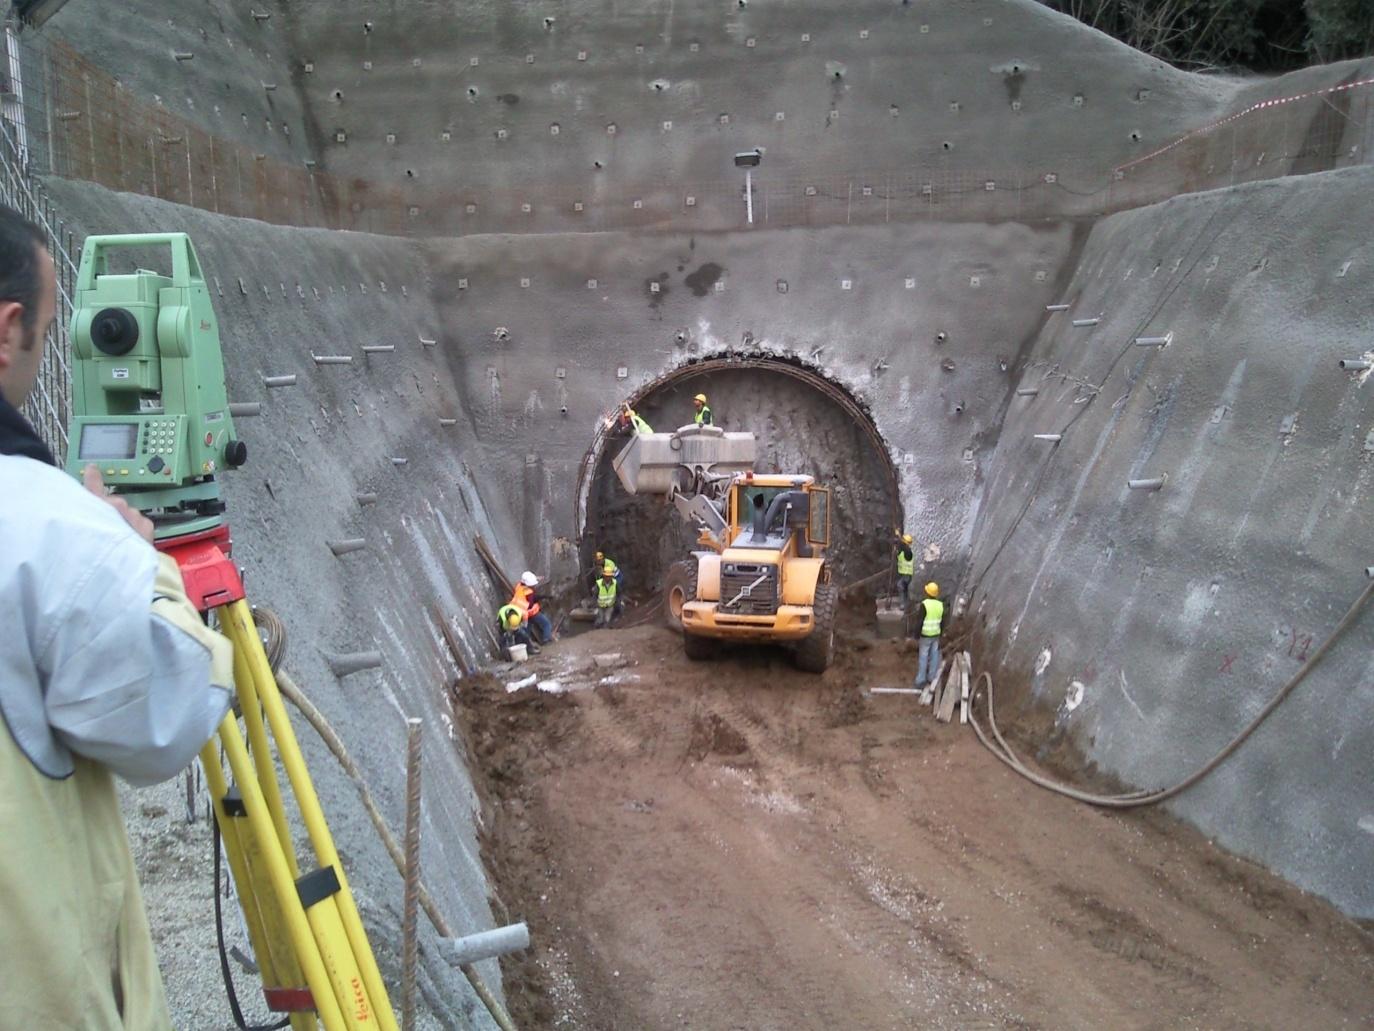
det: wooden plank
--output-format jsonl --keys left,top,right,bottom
{"left": 430, "top": 603, "right": 473, "bottom": 678}
{"left": 474, "top": 534, "right": 514, "bottom": 598}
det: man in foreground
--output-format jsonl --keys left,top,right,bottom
{"left": 0, "top": 204, "right": 233, "bottom": 1029}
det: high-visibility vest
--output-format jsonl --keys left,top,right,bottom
{"left": 694, "top": 404, "right": 712, "bottom": 426}
{"left": 597, "top": 578, "right": 618, "bottom": 608}
{"left": 498, "top": 604, "right": 523, "bottom": 630}
{"left": 628, "top": 411, "right": 653, "bottom": 435}
{"left": 896, "top": 549, "right": 914, "bottom": 576}
{"left": 512, "top": 584, "right": 541, "bottom": 618}
{"left": 920, "top": 598, "right": 944, "bottom": 638}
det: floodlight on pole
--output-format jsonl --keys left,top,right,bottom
{"left": 734, "top": 149, "right": 763, "bottom": 225}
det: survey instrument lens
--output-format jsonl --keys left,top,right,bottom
{"left": 90, "top": 307, "right": 139, "bottom": 355}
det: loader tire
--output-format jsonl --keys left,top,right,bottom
{"left": 794, "top": 579, "right": 837, "bottom": 673}
{"left": 683, "top": 631, "right": 719, "bottom": 662}
{"left": 663, "top": 559, "right": 699, "bottom": 633}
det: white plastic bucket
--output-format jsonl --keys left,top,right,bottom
{"left": 509, "top": 643, "right": 528, "bottom": 662}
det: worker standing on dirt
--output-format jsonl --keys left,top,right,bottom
{"left": 513, "top": 571, "right": 555, "bottom": 644}
{"left": 894, "top": 531, "right": 915, "bottom": 608}
{"left": 913, "top": 582, "right": 946, "bottom": 690}
{"left": 693, "top": 393, "right": 713, "bottom": 426}
{"left": 595, "top": 563, "right": 623, "bottom": 628}
{"left": 498, "top": 602, "right": 539, "bottom": 657}
{"left": 620, "top": 403, "right": 653, "bottom": 436}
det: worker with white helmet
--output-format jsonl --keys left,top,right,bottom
{"left": 692, "top": 392, "right": 713, "bottom": 426}
{"left": 511, "top": 570, "right": 555, "bottom": 644}
{"left": 913, "top": 581, "right": 947, "bottom": 691}
{"left": 894, "top": 529, "right": 915, "bottom": 608}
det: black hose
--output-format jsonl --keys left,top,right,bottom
{"left": 967, "top": 579, "right": 1374, "bottom": 808}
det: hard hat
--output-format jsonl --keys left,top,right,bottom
{"left": 924, "top": 582, "right": 940, "bottom": 598}
{"left": 902, "top": 534, "right": 913, "bottom": 545}
{"left": 693, "top": 393, "right": 707, "bottom": 404}
{"left": 604, "top": 559, "right": 618, "bottom": 573}
{"left": 602, "top": 563, "right": 616, "bottom": 576}
{"left": 520, "top": 571, "right": 538, "bottom": 587}
{"left": 504, "top": 611, "right": 522, "bottom": 629}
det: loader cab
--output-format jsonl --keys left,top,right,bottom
{"left": 726, "top": 474, "right": 830, "bottom": 557}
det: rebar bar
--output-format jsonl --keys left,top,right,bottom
{"left": 401, "top": 718, "right": 422, "bottom": 1031}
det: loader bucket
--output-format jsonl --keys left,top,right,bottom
{"left": 612, "top": 424, "right": 756, "bottom": 495}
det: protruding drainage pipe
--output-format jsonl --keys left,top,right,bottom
{"left": 263, "top": 374, "right": 297, "bottom": 388}
{"left": 1338, "top": 359, "right": 1371, "bottom": 370}
{"left": 1135, "top": 332, "right": 1173, "bottom": 347}
{"left": 441, "top": 924, "right": 531, "bottom": 968}
{"left": 312, "top": 353, "right": 353, "bottom": 365}
{"left": 229, "top": 402, "right": 262, "bottom": 417}
{"left": 1045, "top": 303, "right": 1070, "bottom": 312}
{"left": 1016, "top": 387, "right": 1039, "bottom": 396}
{"left": 356, "top": 492, "right": 378, "bottom": 506}
{"left": 1072, "top": 317, "right": 1101, "bottom": 327}
{"left": 328, "top": 538, "right": 367, "bottom": 557}
{"left": 1033, "top": 433, "right": 1062, "bottom": 442}
{"left": 391, "top": 457, "right": 408, "bottom": 466}
{"left": 325, "top": 651, "right": 382, "bottom": 677}
{"left": 362, "top": 344, "right": 395, "bottom": 354}
{"left": 439, "top": 418, "right": 456, "bottom": 427}
{"left": 1127, "top": 476, "right": 1167, "bottom": 491}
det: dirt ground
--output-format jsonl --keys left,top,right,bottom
{"left": 455, "top": 616, "right": 1374, "bottom": 1031}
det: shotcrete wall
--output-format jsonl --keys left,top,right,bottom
{"left": 963, "top": 165, "right": 1374, "bottom": 918}
{"left": 422, "top": 220, "right": 1082, "bottom": 594}
{"left": 45, "top": 178, "right": 519, "bottom": 1027}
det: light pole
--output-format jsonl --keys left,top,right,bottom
{"left": 734, "top": 148, "right": 762, "bottom": 225}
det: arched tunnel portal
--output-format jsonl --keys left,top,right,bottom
{"left": 577, "top": 355, "right": 903, "bottom": 602}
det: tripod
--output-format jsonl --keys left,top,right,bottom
{"left": 163, "top": 526, "right": 399, "bottom": 1031}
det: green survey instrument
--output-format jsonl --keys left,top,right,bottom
{"left": 65, "top": 233, "right": 246, "bottom": 539}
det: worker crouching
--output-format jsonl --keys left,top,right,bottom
{"left": 498, "top": 602, "right": 540, "bottom": 658}
{"left": 595, "top": 563, "right": 624, "bottom": 628}
{"left": 913, "top": 582, "right": 946, "bottom": 690}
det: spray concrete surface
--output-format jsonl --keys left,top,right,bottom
{"left": 21, "top": 0, "right": 1374, "bottom": 1026}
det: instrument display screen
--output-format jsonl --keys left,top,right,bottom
{"left": 78, "top": 422, "right": 139, "bottom": 461}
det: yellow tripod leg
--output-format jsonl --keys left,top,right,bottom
{"left": 202, "top": 738, "right": 317, "bottom": 1031}
{"left": 209, "top": 714, "right": 349, "bottom": 1029}
{"left": 228, "top": 632, "right": 300, "bottom": 878}
{"left": 222, "top": 600, "right": 400, "bottom": 1031}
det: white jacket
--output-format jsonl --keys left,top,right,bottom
{"left": 0, "top": 452, "right": 232, "bottom": 784}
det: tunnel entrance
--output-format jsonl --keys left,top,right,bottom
{"left": 578, "top": 356, "right": 901, "bottom": 601}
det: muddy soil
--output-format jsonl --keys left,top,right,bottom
{"left": 455, "top": 619, "right": 1374, "bottom": 1030}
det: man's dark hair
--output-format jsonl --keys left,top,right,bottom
{"left": 0, "top": 203, "right": 48, "bottom": 345}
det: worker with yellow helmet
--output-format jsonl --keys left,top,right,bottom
{"left": 587, "top": 549, "right": 625, "bottom": 598}
{"left": 620, "top": 403, "right": 653, "bottom": 436}
{"left": 692, "top": 393, "right": 713, "bottom": 426}
{"left": 594, "top": 562, "right": 624, "bottom": 628}
{"left": 893, "top": 529, "right": 915, "bottom": 608}
{"left": 913, "top": 581, "right": 946, "bottom": 691}
{"left": 497, "top": 600, "right": 540, "bottom": 657}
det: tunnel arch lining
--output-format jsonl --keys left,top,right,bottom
{"left": 574, "top": 353, "right": 902, "bottom": 546}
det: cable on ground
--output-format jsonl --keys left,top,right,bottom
{"left": 967, "top": 579, "right": 1374, "bottom": 808}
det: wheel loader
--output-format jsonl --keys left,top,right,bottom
{"left": 611, "top": 424, "right": 836, "bottom": 672}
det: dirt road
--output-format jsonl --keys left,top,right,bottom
{"left": 456, "top": 621, "right": 1374, "bottom": 1030}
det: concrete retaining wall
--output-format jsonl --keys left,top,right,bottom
{"left": 964, "top": 165, "right": 1374, "bottom": 918}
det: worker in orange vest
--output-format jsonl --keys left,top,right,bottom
{"left": 512, "top": 570, "right": 555, "bottom": 644}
